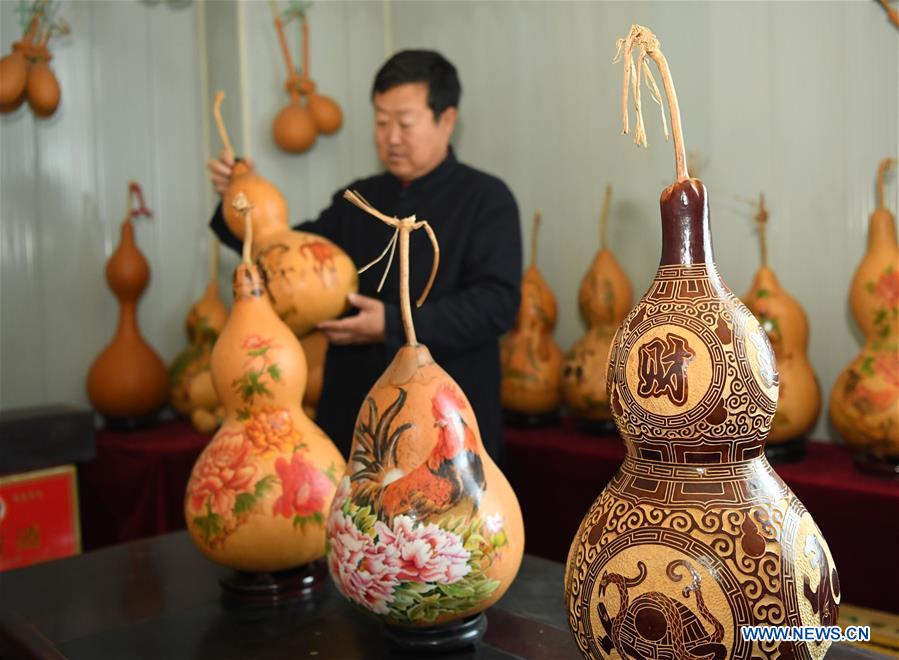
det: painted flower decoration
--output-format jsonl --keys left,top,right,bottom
{"left": 273, "top": 453, "right": 332, "bottom": 518}
{"left": 187, "top": 430, "right": 256, "bottom": 515}
{"left": 875, "top": 270, "right": 899, "bottom": 309}
{"left": 874, "top": 352, "right": 899, "bottom": 389}
{"left": 244, "top": 408, "right": 297, "bottom": 454}
{"left": 375, "top": 515, "right": 471, "bottom": 584}
{"left": 485, "top": 512, "right": 505, "bottom": 535}
{"left": 328, "top": 507, "right": 399, "bottom": 614}
{"left": 241, "top": 334, "right": 272, "bottom": 351}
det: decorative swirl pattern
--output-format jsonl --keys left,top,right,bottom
{"left": 566, "top": 260, "right": 838, "bottom": 659}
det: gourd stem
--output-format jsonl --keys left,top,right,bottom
{"left": 398, "top": 227, "right": 415, "bottom": 344}
{"left": 342, "top": 190, "right": 441, "bottom": 346}
{"left": 213, "top": 91, "right": 235, "bottom": 161}
{"left": 273, "top": 14, "right": 297, "bottom": 83}
{"left": 877, "top": 157, "right": 896, "bottom": 210}
{"left": 530, "top": 210, "right": 541, "bottom": 268}
{"left": 231, "top": 193, "right": 253, "bottom": 265}
{"left": 599, "top": 184, "right": 612, "bottom": 250}
{"left": 616, "top": 25, "right": 689, "bottom": 182}
{"left": 756, "top": 193, "right": 769, "bottom": 269}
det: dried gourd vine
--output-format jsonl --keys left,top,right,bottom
{"left": 878, "top": 0, "right": 899, "bottom": 29}
{"left": 212, "top": 90, "right": 235, "bottom": 161}
{"left": 343, "top": 190, "right": 440, "bottom": 346}
{"left": 15, "top": 0, "right": 68, "bottom": 56}
{"left": 530, "top": 210, "right": 542, "bottom": 269}
{"left": 755, "top": 193, "right": 769, "bottom": 269}
{"left": 599, "top": 184, "right": 612, "bottom": 250}
{"left": 232, "top": 193, "right": 254, "bottom": 265}
{"left": 269, "top": 0, "right": 314, "bottom": 95}
{"left": 126, "top": 181, "right": 152, "bottom": 222}
{"left": 876, "top": 157, "right": 897, "bottom": 210}
{"left": 614, "top": 24, "right": 689, "bottom": 182}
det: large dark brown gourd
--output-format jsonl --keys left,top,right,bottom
{"left": 564, "top": 24, "right": 839, "bottom": 660}
{"left": 86, "top": 183, "right": 168, "bottom": 424}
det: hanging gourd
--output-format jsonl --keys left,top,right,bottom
{"left": 327, "top": 192, "right": 524, "bottom": 651}
{"left": 184, "top": 193, "right": 346, "bottom": 600}
{"left": 830, "top": 157, "right": 899, "bottom": 475}
{"left": 169, "top": 238, "right": 229, "bottom": 435}
{"left": 562, "top": 185, "right": 633, "bottom": 433}
{"left": 0, "top": 2, "right": 67, "bottom": 117}
{"left": 214, "top": 91, "right": 357, "bottom": 337}
{"left": 742, "top": 194, "right": 821, "bottom": 462}
{"left": 500, "top": 211, "right": 564, "bottom": 425}
{"left": 270, "top": 1, "right": 343, "bottom": 154}
{"left": 565, "top": 25, "right": 839, "bottom": 659}
{"left": 86, "top": 182, "right": 169, "bottom": 429}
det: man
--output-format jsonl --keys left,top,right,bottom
{"left": 208, "top": 50, "right": 521, "bottom": 461}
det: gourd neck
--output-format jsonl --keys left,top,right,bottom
{"left": 659, "top": 178, "right": 714, "bottom": 267}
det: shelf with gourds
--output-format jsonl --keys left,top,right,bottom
{"left": 500, "top": 158, "right": 898, "bottom": 471}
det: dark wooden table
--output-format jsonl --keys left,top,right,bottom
{"left": 0, "top": 531, "right": 887, "bottom": 659}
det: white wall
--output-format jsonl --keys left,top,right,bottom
{"left": 392, "top": 0, "right": 899, "bottom": 441}
{"left": 0, "top": 0, "right": 208, "bottom": 410}
{"left": 1, "top": 0, "right": 897, "bottom": 442}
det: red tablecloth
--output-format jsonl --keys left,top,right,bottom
{"left": 78, "top": 420, "right": 209, "bottom": 550}
{"left": 503, "top": 419, "right": 899, "bottom": 614}
{"left": 77, "top": 418, "right": 899, "bottom": 613}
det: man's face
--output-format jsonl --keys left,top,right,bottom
{"left": 374, "top": 82, "right": 457, "bottom": 182}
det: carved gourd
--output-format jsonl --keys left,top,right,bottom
{"left": 565, "top": 26, "right": 839, "bottom": 660}
{"left": 830, "top": 158, "right": 899, "bottom": 465}
{"left": 500, "top": 211, "right": 564, "bottom": 423}
{"left": 562, "top": 185, "right": 633, "bottom": 430}
{"left": 184, "top": 194, "right": 346, "bottom": 575}
{"left": 169, "top": 240, "right": 228, "bottom": 433}
{"left": 214, "top": 91, "right": 357, "bottom": 337}
{"left": 326, "top": 192, "right": 524, "bottom": 648}
{"left": 742, "top": 195, "right": 820, "bottom": 456}
{"left": 86, "top": 183, "right": 169, "bottom": 425}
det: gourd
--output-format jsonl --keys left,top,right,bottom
{"left": 184, "top": 193, "right": 346, "bottom": 575}
{"left": 270, "top": 4, "right": 342, "bottom": 154}
{"left": 169, "top": 239, "right": 228, "bottom": 434}
{"left": 562, "top": 185, "right": 633, "bottom": 430}
{"left": 830, "top": 157, "right": 899, "bottom": 465}
{"left": 326, "top": 192, "right": 524, "bottom": 648}
{"left": 214, "top": 91, "right": 357, "bottom": 337}
{"left": 742, "top": 194, "right": 820, "bottom": 455}
{"left": 1, "top": 9, "right": 66, "bottom": 118}
{"left": 500, "top": 211, "right": 564, "bottom": 423}
{"left": 86, "top": 183, "right": 168, "bottom": 425}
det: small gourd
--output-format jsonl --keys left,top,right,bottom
{"left": 184, "top": 193, "right": 346, "bottom": 577}
{"left": 562, "top": 185, "right": 633, "bottom": 431}
{"left": 270, "top": 8, "right": 342, "bottom": 154}
{"left": 86, "top": 182, "right": 169, "bottom": 426}
{"left": 214, "top": 91, "right": 357, "bottom": 337}
{"left": 830, "top": 158, "right": 899, "bottom": 468}
{"left": 169, "top": 239, "right": 228, "bottom": 433}
{"left": 327, "top": 192, "right": 524, "bottom": 649}
{"left": 500, "top": 211, "right": 564, "bottom": 424}
{"left": 742, "top": 194, "right": 820, "bottom": 458}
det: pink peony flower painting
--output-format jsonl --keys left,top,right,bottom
{"left": 188, "top": 430, "right": 257, "bottom": 515}
{"left": 273, "top": 453, "right": 332, "bottom": 518}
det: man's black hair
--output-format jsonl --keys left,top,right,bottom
{"left": 372, "top": 50, "right": 461, "bottom": 121}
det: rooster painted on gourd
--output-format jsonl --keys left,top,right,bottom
{"left": 349, "top": 384, "right": 486, "bottom": 522}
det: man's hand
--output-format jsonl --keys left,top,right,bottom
{"left": 207, "top": 149, "right": 255, "bottom": 196}
{"left": 317, "top": 293, "right": 386, "bottom": 345}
